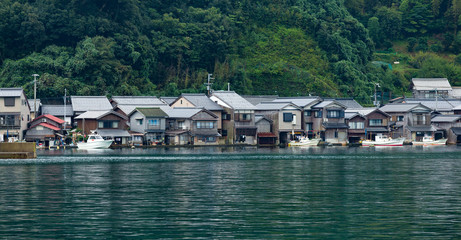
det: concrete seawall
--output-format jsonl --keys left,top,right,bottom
{"left": 0, "top": 142, "right": 36, "bottom": 159}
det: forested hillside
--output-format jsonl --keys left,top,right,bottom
{"left": 1, "top": 0, "right": 460, "bottom": 104}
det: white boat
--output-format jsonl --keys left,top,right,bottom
{"left": 361, "top": 134, "right": 405, "bottom": 147}
{"left": 288, "top": 137, "right": 321, "bottom": 146}
{"left": 77, "top": 131, "right": 113, "bottom": 149}
{"left": 412, "top": 136, "right": 447, "bottom": 146}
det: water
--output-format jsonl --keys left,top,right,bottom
{"left": 1, "top": 146, "right": 461, "bottom": 239}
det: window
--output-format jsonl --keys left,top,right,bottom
{"left": 4, "top": 97, "right": 15, "bottom": 107}
{"left": 98, "top": 120, "right": 119, "bottom": 128}
{"left": 283, "top": 113, "right": 293, "bottom": 122}
{"left": 327, "top": 110, "right": 342, "bottom": 118}
{"left": 178, "top": 121, "right": 185, "bottom": 129}
{"left": 397, "top": 116, "right": 404, "bottom": 121}
{"left": 148, "top": 119, "right": 159, "bottom": 126}
{"left": 349, "top": 122, "right": 364, "bottom": 129}
{"left": 414, "top": 114, "right": 426, "bottom": 125}
{"left": 306, "top": 123, "right": 313, "bottom": 131}
{"left": 241, "top": 113, "right": 251, "bottom": 121}
{"left": 304, "top": 111, "right": 312, "bottom": 116}
{"left": 136, "top": 119, "right": 143, "bottom": 125}
{"left": 314, "top": 110, "right": 323, "bottom": 118}
{"left": 197, "top": 121, "right": 214, "bottom": 129}
{"left": 369, "top": 119, "right": 383, "bottom": 126}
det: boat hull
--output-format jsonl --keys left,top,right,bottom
{"left": 77, "top": 140, "right": 113, "bottom": 149}
{"left": 412, "top": 138, "right": 447, "bottom": 146}
{"left": 362, "top": 138, "right": 404, "bottom": 147}
{"left": 288, "top": 139, "right": 321, "bottom": 147}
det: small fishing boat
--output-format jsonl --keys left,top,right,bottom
{"left": 288, "top": 137, "right": 321, "bottom": 147}
{"left": 361, "top": 134, "right": 404, "bottom": 147}
{"left": 412, "top": 136, "right": 447, "bottom": 146}
{"left": 77, "top": 131, "right": 113, "bottom": 149}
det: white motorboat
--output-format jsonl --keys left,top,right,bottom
{"left": 361, "top": 134, "right": 405, "bottom": 147}
{"left": 288, "top": 137, "right": 321, "bottom": 147}
{"left": 412, "top": 136, "right": 447, "bottom": 146}
{"left": 77, "top": 131, "right": 113, "bottom": 149}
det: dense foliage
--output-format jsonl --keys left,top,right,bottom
{"left": 0, "top": 0, "right": 460, "bottom": 103}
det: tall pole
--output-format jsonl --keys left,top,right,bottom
{"left": 64, "top": 88, "right": 67, "bottom": 129}
{"left": 32, "top": 74, "right": 39, "bottom": 119}
{"left": 205, "top": 74, "right": 214, "bottom": 96}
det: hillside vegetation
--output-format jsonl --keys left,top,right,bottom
{"left": 1, "top": 0, "right": 461, "bottom": 104}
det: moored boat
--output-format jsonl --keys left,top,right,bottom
{"left": 77, "top": 131, "right": 113, "bottom": 149}
{"left": 288, "top": 137, "right": 321, "bottom": 147}
{"left": 412, "top": 136, "right": 447, "bottom": 146}
{"left": 361, "top": 134, "right": 404, "bottom": 147}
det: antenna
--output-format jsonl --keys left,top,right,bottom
{"left": 205, "top": 74, "right": 214, "bottom": 96}
{"left": 32, "top": 74, "right": 39, "bottom": 119}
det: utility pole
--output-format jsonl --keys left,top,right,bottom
{"left": 64, "top": 88, "right": 67, "bottom": 129}
{"left": 205, "top": 74, "right": 214, "bottom": 96}
{"left": 32, "top": 74, "right": 39, "bottom": 119}
{"left": 374, "top": 82, "right": 380, "bottom": 107}
{"left": 435, "top": 88, "right": 438, "bottom": 112}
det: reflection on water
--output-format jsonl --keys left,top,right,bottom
{"left": 0, "top": 146, "right": 460, "bottom": 238}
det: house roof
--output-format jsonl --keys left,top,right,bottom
{"left": 407, "top": 126, "right": 436, "bottom": 132}
{"left": 379, "top": 103, "right": 431, "bottom": 113}
{"left": 272, "top": 97, "right": 320, "bottom": 108}
{"left": 211, "top": 91, "right": 255, "bottom": 110}
{"left": 403, "top": 98, "right": 461, "bottom": 111}
{"left": 176, "top": 93, "right": 223, "bottom": 111}
{"left": 71, "top": 96, "right": 112, "bottom": 112}
{"left": 28, "top": 99, "right": 41, "bottom": 112}
{"left": 323, "top": 123, "right": 349, "bottom": 129}
{"left": 431, "top": 115, "right": 461, "bottom": 123}
{"left": 312, "top": 100, "right": 347, "bottom": 109}
{"left": 255, "top": 102, "right": 300, "bottom": 111}
{"left": 160, "top": 97, "right": 178, "bottom": 105}
{"left": 34, "top": 114, "right": 65, "bottom": 124}
{"left": 111, "top": 96, "right": 164, "bottom": 105}
{"left": 255, "top": 115, "right": 273, "bottom": 124}
{"left": 96, "top": 129, "right": 131, "bottom": 137}
{"left": 0, "top": 88, "right": 23, "bottom": 97}
{"left": 162, "top": 107, "right": 202, "bottom": 118}
{"left": 324, "top": 98, "right": 363, "bottom": 109}
{"left": 242, "top": 95, "right": 279, "bottom": 105}
{"left": 29, "top": 122, "right": 61, "bottom": 131}
{"left": 412, "top": 78, "right": 452, "bottom": 91}
{"left": 451, "top": 127, "right": 461, "bottom": 135}
{"left": 41, "top": 105, "right": 74, "bottom": 116}
{"left": 134, "top": 107, "right": 168, "bottom": 118}
{"left": 366, "top": 127, "right": 389, "bottom": 132}
{"left": 75, "top": 110, "right": 127, "bottom": 120}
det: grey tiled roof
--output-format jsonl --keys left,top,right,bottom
{"left": 345, "top": 107, "right": 377, "bottom": 116}
{"left": 323, "top": 123, "right": 349, "bottom": 129}
{"left": 256, "top": 102, "right": 296, "bottom": 110}
{"left": 242, "top": 95, "right": 279, "bottom": 105}
{"left": 431, "top": 115, "right": 461, "bottom": 123}
{"left": 323, "top": 98, "right": 363, "bottom": 109}
{"left": 96, "top": 129, "right": 131, "bottom": 137}
{"left": 111, "top": 96, "right": 164, "bottom": 105}
{"left": 42, "top": 105, "right": 74, "bottom": 116}
{"left": 255, "top": 115, "right": 272, "bottom": 123}
{"left": 407, "top": 126, "right": 436, "bottom": 132}
{"left": 211, "top": 91, "right": 255, "bottom": 110}
{"left": 380, "top": 103, "right": 430, "bottom": 113}
{"left": 272, "top": 97, "right": 319, "bottom": 108}
{"left": 404, "top": 98, "right": 461, "bottom": 111}
{"left": 412, "top": 78, "right": 452, "bottom": 91}
{"left": 161, "top": 107, "right": 202, "bottom": 118}
{"left": 71, "top": 96, "right": 112, "bottom": 112}
{"left": 451, "top": 127, "right": 461, "bottom": 135}
{"left": 180, "top": 94, "right": 223, "bottom": 111}
{"left": 160, "top": 97, "right": 178, "bottom": 105}
{"left": 0, "top": 88, "right": 23, "bottom": 97}
{"left": 75, "top": 110, "right": 111, "bottom": 119}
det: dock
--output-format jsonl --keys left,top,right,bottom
{"left": 0, "top": 142, "right": 36, "bottom": 159}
